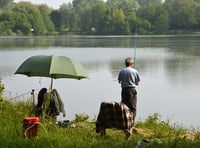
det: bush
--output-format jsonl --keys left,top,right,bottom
{"left": 0, "top": 79, "right": 4, "bottom": 99}
{"left": 75, "top": 113, "right": 89, "bottom": 122}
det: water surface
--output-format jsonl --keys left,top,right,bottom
{"left": 0, "top": 35, "right": 200, "bottom": 128}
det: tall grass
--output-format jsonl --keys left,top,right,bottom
{"left": 0, "top": 97, "right": 200, "bottom": 148}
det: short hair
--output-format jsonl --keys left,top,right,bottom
{"left": 39, "top": 88, "right": 47, "bottom": 95}
{"left": 125, "top": 57, "right": 133, "bottom": 67}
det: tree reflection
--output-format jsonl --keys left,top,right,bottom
{"left": 1, "top": 35, "right": 200, "bottom": 57}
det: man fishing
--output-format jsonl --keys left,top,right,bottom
{"left": 118, "top": 57, "right": 140, "bottom": 120}
{"left": 95, "top": 57, "right": 140, "bottom": 139}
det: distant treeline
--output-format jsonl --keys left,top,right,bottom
{"left": 0, "top": 0, "right": 200, "bottom": 35}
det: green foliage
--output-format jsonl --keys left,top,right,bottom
{"left": 39, "top": 4, "right": 55, "bottom": 34}
{"left": 12, "top": 2, "right": 46, "bottom": 35}
{"left": 137, "top": 0, "right": 162, "bottom": 6}
{"left": 0, "top": 0, "right": 13, "bottom": 8}
{"left": 50, "top": 10, "right": 62, "bottom": 32}
{"left": 109, "top": 8, "right": 130, "bottom": 35}
{"left": 13, "top": 12, "right": 32, "bottom": 35}
{"left": 1, "top": 0, "right": 200, "bottom": 35}
{"left": 135, "top": 113, "right": 189, "bottom": 141}
{"left": 0, "top": 11, "right": 15, "bottom": 35}
{"left": 165, "top": 0, "right": 198, "bottom": 30}
{"left": 90, "top": 1, "right": 110, "bottom": 34}
{"left": 0, "top": 1, "right": 54, "bottom": 35}
{"left": 0, "top": 79, "right": 4, "bottom": 99}
{"left": 0, "top": 99, "right": 35, "bottom": 145}
{"left": 76, "top": 4, "right": 93, "bottom": 34}
{"left": 0, "top": 98, "right": 200, "bottom": 147}
{"left": 75, "top": 113, "right": 89, "bottom": 122}
{"left": 154, "top": 12, "right": 169, "bottom": 34}
{"left": 107, "top": 0, "right": 139, "bottom": 16}
{"left": 195, "top": 3, "right": 200, "bottom": 31}
{"left": 59, "top": 3, "right": 76, "bottom": 32}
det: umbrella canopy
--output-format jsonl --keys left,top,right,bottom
{"left": 15, "top": 55, "right": 88, "bottom": 89}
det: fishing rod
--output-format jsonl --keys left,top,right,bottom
{"left": 134, "top": 25, "right": 137, "bottom": 68}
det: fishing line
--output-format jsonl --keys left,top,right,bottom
{"left": 39, "top": 77, "right": 41, "bottom": 86}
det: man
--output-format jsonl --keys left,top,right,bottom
{"left": 118, "top": 57, "right": 140, "bottom": 116}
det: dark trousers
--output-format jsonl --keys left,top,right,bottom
{"left": 121, "top": 87, "right": 137, "bottom": 115}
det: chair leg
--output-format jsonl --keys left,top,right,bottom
{"left": 124, "top": 129, "right": 131, "bottom": 140}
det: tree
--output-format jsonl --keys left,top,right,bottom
{"left": 72, "top": 0, "right": 104, "bottom": 34}
{"left": 137, "top": 3, "right": 169, "bottom": 34}
{"left": 77, "top": 5, "right": 93, "bottom": 33}
{"left": 59, "top": 3, "right": 76, "bottom": 32}
{"left": 0, "top": 8, "right": 33, "bottom": 35}
{"left": 50, "top": 10, "right": 62, "bottom": 32}
{"left": 109, "top": 8, "right": 130, "bottom": 34}
{"left": 137, "top": 0, "right": 162, "bottom": 6}
{"left": 107, "top": 0, "right": 139, "bottom": 15}
{"left": 12, "top": 2, "right": 46, "bottom": 35}
{"left": 194, "top": 1, "right": 200, "bottom": 30}
{"left": 135, "top": 17, "right": 151, "bottom": 34}
{"left": 0, "top": 21, "right": 12, "bottom": 35}
{"left": 165, "top": 0, "right": 197, "bottom": 30}
{"left": 73, "top": 0, "right": 86, "bottom": 9}
{"left": 13, "top": 12, "right": 32, "bottom": 35}
{"left": 118, "top": 0, "right": 139, "bottom": 16}
{"left": 73, "top": 0, "right": 101, "bottom": 9}
{"left": 126, "top": 14, "right": 137, "bottom": 34}
{"left": 0, "top": 0, "right": 13, "bottom": 8}
{"left": 107, "top": 0, "right": 120, "bottom": 9}
{"left": 0, "top": 11, "right": 15, "bottom": 27}
{"left": 137, "top": 4, "right": 158, "bottom": 25}
{"left": 154, "top": 12, "right": 169, "bottom": 34}
{"left": 39, "top": 4, "right": 55, "bottom": 34}
{"left": 90, "top": 1, "right": 110, "bottom": 34}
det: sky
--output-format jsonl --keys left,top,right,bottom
{"left": 14, "top": 0, "right": 73, "bottom": 9}
{"left": 14, "top": 0, "right": 165, "bottom": 9}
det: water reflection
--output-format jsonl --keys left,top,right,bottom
{"left": 1, "top": 35, "right": 200, "bottom": 54}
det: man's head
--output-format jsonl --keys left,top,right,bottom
{"left": 125, "top": 57, "right": 134, "bottom": 67}
{"left": 39, "top": 88, "right": 47, "bottom": 95}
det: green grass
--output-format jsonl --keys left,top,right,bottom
{"left": 0, "top": 98, "right": 200, "bottom": 148}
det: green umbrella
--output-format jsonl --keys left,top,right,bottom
{"left": 15, "top": 55, "right": 88, "bottom": 90}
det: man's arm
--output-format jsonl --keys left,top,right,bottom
{"left": 135, "top": 72, "right": 140, "bottom": 86}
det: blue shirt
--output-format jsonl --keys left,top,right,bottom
{"left": 118, "top": 67, "right": 140, "bottom": 88}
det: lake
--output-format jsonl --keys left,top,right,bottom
{"left": 0, "top": 35, "right": 200, "bottom": 128}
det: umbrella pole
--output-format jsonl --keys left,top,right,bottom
{"left": 51, "top": 77, "right": 53, "bottom": 90}
{"left": 31, "top": 89, "right": 36, "bottom": 115}
{"left": 31, "top": 89, "right": 35, "bottom": 106}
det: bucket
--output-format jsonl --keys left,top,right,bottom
{"left": 23, "top": 117, "right": 39, "bottom": 139}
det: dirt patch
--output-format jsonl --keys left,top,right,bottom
{"left": 132, "top": 127, "right": 153, "bottom": 137}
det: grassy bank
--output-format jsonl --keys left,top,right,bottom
{"left": 0, "top": 98, "right": 200, "bottom": 148}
